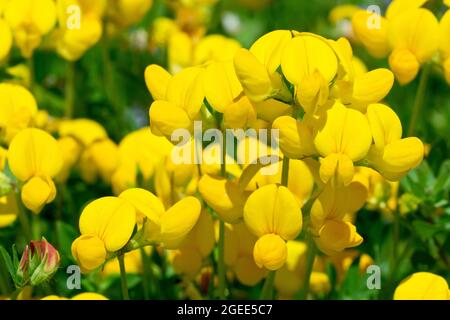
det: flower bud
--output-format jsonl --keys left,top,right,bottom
{"left": 17, "top": 238, "right": 60, "bottom": 287}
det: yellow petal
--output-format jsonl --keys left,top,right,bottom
{"left": 159, "top": 196, "right": 201, "bottom": 248}
{"left": 394, "top": 272, "right": 450, "bottom": 300}
{"left": 79, "top": 197, "right": 136, "bottom": 252}
{"left": 0, "top": 83, "right": 37, "bottom": 143}
{"left": 166, "top": 66, "right": 204, "bottom": 119}
{"left": 272, "top": 116, "right": 315, "bottom": 159}
{"left": 296, "top": 70, "right": 330, "bottom": 114}
{"left": 351, "top": 10, "right": 389, "bottom": 58}
{"left": 386, "top": 0, "right": 429, "bottom": 21}
{"left": 282, "top": 34, "right": 338, "bottom": 85}
{"left": 319, "top": 153, "right": 354, "bottom": 186}
{"left": 249, "top": 30, "right": 292, "bottom": 74}
{"left": 119, "top": 188, "right": 164, "bottom": 227}
{"left": 368, "top": 137, "right": 424, "bottom": 181}
{"left": 388, "top": 8, "right": 439, "bottom": 63}
{"left": 315, "top": 220, "right": 363, "bottom": 255}
{"left": 59, "top": 118, "right": 107, "bottom": 147}
{"left": 388, "top": 48, "right": 420, "bottom": 85}
{"left": 253, "top": 233, "right": 287, "bottom": 270}
{"left": 204, "top": 60, "right": 242, "bottom": 113}
{"left": 8, "top": 128, "right": 63, "bottom": 181}
{"left": 223, "top": 96, "right": 257, "bottom": 129}
{"left": 144, "top": 64, "right": 171, "bottom": 101}
{"left": 198, "top": 175, "right": 246, "bottom": 224}
{"left": 21, "top": 176, "right": 56, "bottom": 214}
{"left": 149, "top": 100, "right": 192, "bottom": 138}
{"left": 233, "top": 48, "right": 273, "bottom": 102}
{"left": 71, "top": 292, "right": 108, "bottom": 300}
{"left": 253, "top": 99, "right": 292, "bottom": 122}
{"left": 244, "top": 184, "right": 302, "bottom": 240}
{"left": 313, "top": 102, "right": 372, "bottom": 161}
{"left": 366, "top": 103, "right": 402, "bottom": 151}
{"left": 71, "top": 234, "right": 106, "bottom": 273}
{"left": 0, "top": 19, "right": 12, "bottom": 61}
{"left": 352, "top": 69, "right": 394, "bottom": 105}
{"left": 440, "top": 10, "right": 450, "bottom": 57}
{"left": 235, "top": 256, "right": 267, "bottom": 286}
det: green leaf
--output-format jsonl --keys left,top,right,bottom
{"left": 11, "top": 244, "right": 19, "bottom": 271}
{"left": 412, "top": 220, "right": 441, "bottom": 240}
{"left": 434, "top": 160, "right": 450, "bottom": 196}
{"left": 0, "top": 246, "right": 15, "bottom": 281}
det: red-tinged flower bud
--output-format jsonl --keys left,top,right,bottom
{"left": 17, "top": 238, "right": 60, "bottom": 287}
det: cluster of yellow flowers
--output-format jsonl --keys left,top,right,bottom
{"left": 332, "top": 0, "right": 450, "bottom": 85}
{"left": 0, "top": 0, "right": 154, "bottom": 62}
{"left": 0, "top": 0, "right": 448, "bottom": 301}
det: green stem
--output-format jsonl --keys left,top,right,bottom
{"left": 300, "top": 235, "right": 316, "bottom": 300}
{"left": 118, "top": 254, "right": 130, "bottom": 300}
{"left": 281, "top": 157, "right": 290, "bottom": 186}
{"left": 15, "top": 191, "right": 32, "bottom": 241}
{"left": 31, "top": 214, "right": 41, "bottom": 240}
{"left": 260, "top": 271, "right": 276, "bottom": 300}
{"left": 10, "top": 288, "right": 23, "bottom": 300}
{"left": 391, "top": 211, "right": 400, "bottom": 274}
{"left": 64, "top": 61, "right": 75, "bottom": 118}
{"left": 407, "top": 64, "right": 431, "bottom": 136}
{"left": 139, "top": 248, "right": 151, "bottom": 299}
{"left": 217, "top": 220, "right": 226, "bottom": 299}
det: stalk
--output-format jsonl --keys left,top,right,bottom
{"left": 118, "top": 254, "right": 130, "bottom": 300}
{"left": 408, "top": 64, "right": 431, "bottom": 136}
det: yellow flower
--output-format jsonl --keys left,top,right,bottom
{"left": 21, "top": 175, "right": 56, "bottom": 214}
{"left": 198, "top": 174, "right": 248, "bottom": 224}
{"left": 366, "top": 103, "right": 424, "bottom": 180}
{"left": 145, "top": 64, "right": 172, "bottom": 101}
{"left": 0, "top": 19, "right": 12, "bottom": 61}
{"left": 275, "top": 241, "right": 330, "bottom": 297}
{"left": 54, "top": 0, "right": 103, "bottom": 61}
{"left": 0, "top": 83, "right": 38, "bottom": 143}
{"left": 224, "top": 223, "right": 267, "bottom": 286}
{"left": 169, "top": 209, "right": 215, "bottom": 278}
{"left": 148, "top": 66, "right": 204, "bottom": 139}
{"left": 315, "top": 220, "right": 363, "bottom": 256}
{"left": 313, "top": 102, "right": 372, "bottom": 185}
{"left": 282, "top": 33, "right": 339, "bottom": 112}
{"left": 4, "top": 0, "right": 57, "bottom": 57}
{"left": 112, "top": 128, "right": 172, "bottom": 194}
{"left": 56, "top": 136, "right": 82, "bottom": 183}
{"left": 42, "top": 292, "right": 109, "bottom": 300}
{"left": 244, "top": 184, "right": 302, "bottom": 270}
{"left": 351, "top": 10, "right": 389, "bottom": 58}
{"left": 58, "top": 118, "right": 107, "bottom": 147}
{"left": 203, "top": 60, "right": 243, "bottom": 113}
{"left": 102, "top": 249, "right": 144, "bottom": 275}
{"left": 79, "top": 139, "right": 119, "bottom": 184}
{"left": 388, "top": 8, "right": 439, "bottom": 84}
{"left": 71, "top": 197, "right": 136, "bottom": 273}
{"left": 234, "top": 30, "right": 292, "bottom": 102}
{"left": 71, "top": 292, "right": 108, "bottom": 300}
{"left": 272, "top": 116, "right": 316, "bottom": 159}
{"left": 8, "top": 128, "right": 62, "bottom": 213}
{"left": 394, "top": 272, "right": 450, "bottom": 300}
{"left": 118, "top": 188, "right": 202, "bottom": 248}
{"left": 193, "top": 34, "right": 241, "bottom": 65}
{"left": 109, "top": 0, "right": 153, "bottom": 29}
